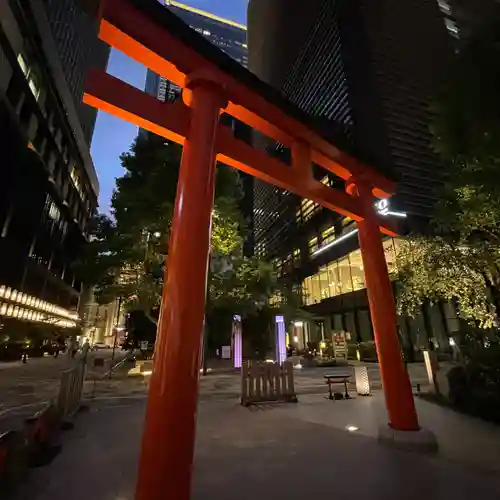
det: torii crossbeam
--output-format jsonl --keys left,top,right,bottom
{"left": 83, "top": 1, "right": 420, "bottom": 499}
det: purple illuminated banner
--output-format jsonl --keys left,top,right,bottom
{"left": 275, "top": 315, "right": 287, "bottom": 364}
{"left": 232, "top": 314, "right": 242, "bottom": 369}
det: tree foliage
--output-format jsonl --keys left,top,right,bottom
{"left": 396, "top": 17, "right": 500, "bottom": 329}
{"left": 80, "top": 132, "right": 287, "bottom": 337}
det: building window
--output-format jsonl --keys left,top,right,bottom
{"left": 338, "top": 256, "right": 354, "bottom": 294}
{"left": 437, "top": 0, "right": 452, "bottom": 15}
{"left": 319, "top": 266, "right": 329, "bottom": 300}
{"left": 348, "top": 249, "right": 365, "bottom": 291}
{"left": 70, "top": 166, "right": 85, "bottom": 201}
{"left": 48, "top": 202, "right": 61, "bottom": 221}
{"left": 327, "top": 261, "right": 342, "bottom": 297}
{"left": 302, "top": 276, "right": 311, "bottom": 305}
{"left": 293, "top": 248, "right": 301, "bottom": 266}
{"left": 445, "top": 18, "right": 459, "bottom": 37}
{"left": 308, "top": 237, "right": 318, "bottom": 255}
{"left": 297, "top": 198, "right": 320, "bottom": 224}
{"left": 310, "top": 274, "right": 321, "bottom": 304}
{"left": 17, "top": 53, "right": 41, "bottom": 101}
{"left": 384, "top": 238, "right": 399, "bottom": 274}
{"left": 321, "top": 225, "right": 336, "bottom": 246}
{"left": 301, "top": 238, "right": 400, "bottom": 305}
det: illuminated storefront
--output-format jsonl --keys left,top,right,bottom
{"left": 302, "top": 238, "right": 399, "bottom": 305}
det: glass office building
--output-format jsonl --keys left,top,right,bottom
{"left": 247, "top": 0, "right": 467, "bottom": 354}
{"left": 145, "top": 1, "right": 248, "bottom": 103}
{"left": 0, "top": 0, "right": 107, "bottom": 342}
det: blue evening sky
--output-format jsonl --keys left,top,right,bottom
{"left": 90, "top": 0, "right": 248, "bottom": 213}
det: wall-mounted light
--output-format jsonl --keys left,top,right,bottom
{"left": 312, "top": 229, "right": 359, "bottom": 257}
{"left": 0, "top": 283, "right": 79, "bottom": 324}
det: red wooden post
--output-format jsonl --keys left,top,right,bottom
{"left": 348, "top": 178, "right": 420, "bottom": 432}
{"left": 135, "top": 72, "right": 227, "bottom": 500}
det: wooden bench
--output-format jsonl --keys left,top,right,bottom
{"left": 324, "top": 373, "right": 351, "bottom": 400}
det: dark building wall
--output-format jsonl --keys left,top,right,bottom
{"left": 43, "top": 0, "right": 110, "bottom": 145}
{"left": 247, "top": 0, "right": 319, "bottom": 89}
{"left": 247, "top": 0, "right": 462, "bottom": 351}
{"left": 249, "top": 0, "right": 453, "bottom": 226}
{"left": 0, "top": 0, "right": 103, "bottom": 329}
{"left": 449, "top": 0, "right": 500, "bottom": 40}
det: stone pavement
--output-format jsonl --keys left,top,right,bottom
{"left": 0, "top": 352, "right": 127, "bottom": 433}
{"left": 86, "top": 362, "right": 432, "bottom": 404}
{"left": 12, "top": 388, "right": 500, "bottom": 499}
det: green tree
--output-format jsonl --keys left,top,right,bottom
{"left": 82, "top": 132, "right": 282, "bottom": 342}
{"left": 396, "top": 16, "right": 500, "bottom": 330}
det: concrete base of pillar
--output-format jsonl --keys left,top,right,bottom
{"left": 378, "top": 425, "right": 438, "bottom": 454}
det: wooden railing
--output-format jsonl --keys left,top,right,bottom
{"left": 241, "top": 360, "right": 297, "bottom": 406}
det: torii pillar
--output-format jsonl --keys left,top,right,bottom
{"left": 135, "top": 72, "right": 227, "bottom": 500}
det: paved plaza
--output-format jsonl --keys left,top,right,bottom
{"left": 0, "top": 351, "right": 125, "bottom": 433}
{"left": 12, "top": 374, "right": 500, "bottom": 500}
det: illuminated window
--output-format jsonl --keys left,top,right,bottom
{"left": 310, "top": 274, "right": 321, "bottom": 304}
{"left": 17, "top": 54, "right": 29, "bottom": 75}
{"left": 383, "top": 238, "right": 399, "bottom": 274}
{"left": 308, "top": 237, "right": 318, "bottom": 255}
{"left": 445, "top": 18, "right": 459, "bottom": 37}
{"left": 438, "top": 0, "right": 451, "bottom": 14}
{"left": 320, "top": 176, "right": 330, "bottom": 186}
{"left": 319, "top": 266, "right": 329, "bottom": 299}
{"left": 302, "top": 238, "right": 400, "bottom": 304}
{"left": 297, "top": 198, "right": 320, "bottom": 223}
{"left": 70, "top": 167, "right": 85, "bottom": 201}
{"left": 17, "top": 53, "right": 40, "bottom": 100}
{"left": 48, "top": 202, "right": 61, "bottom": 221}
{"left": 327, "top": 261, "right": 341, "bottom": 297}
{"left": 349, "top": 249, "right": 366, "bottom": 291}
{"left": 321, "top": 226, "right": 336, "bottom": 246}
{"left": 293, "top": 248, "right": 301, "bottom": 265}
{"left": 338, "top": 256, "right": 354, "bottom": 294}
{"left": 302, "top": 276, "right": 311, "bottom": 305}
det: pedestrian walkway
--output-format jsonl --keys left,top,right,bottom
{"left": 0, "top": 352, "right": 127, "bottom": 433}
{"left": 12, "top": 390, "right": 500, "bottom": 500}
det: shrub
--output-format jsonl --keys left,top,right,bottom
{"left": 447, "top": 342, "right": 500, "bottom": 423}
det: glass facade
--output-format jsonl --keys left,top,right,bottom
{"left": 146, "top": 1, "right": 247, "bottom": 101}
{"left": 303, "top": 238, "right": 400, "bottom": 305}
{"left": 43, "top": 0, "right": 110, "bottom": 143}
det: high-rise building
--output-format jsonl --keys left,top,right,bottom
{"left": 144, "top": 1, "right": 248, "bottom": 103}
{"left": 140, "top": 2, "right": 254, "bottom": 253}
{"left": 440, "top": 0, "right": 500, "bottom": 42}
{"left": 0, "top": 0, "right": 107, "bottom": 348}
{"left": 43, "top": 0, "right": 111, "bottom": 144}
{"left": 247, "top": 0, "right": 472, "bottom": 354}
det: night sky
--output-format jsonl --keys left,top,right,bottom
{"left": 90, "top": 0, "right": 248, "bottom": 212}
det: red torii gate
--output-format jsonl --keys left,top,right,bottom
{"left": 84, "top": 1, "right": 420, "bottom": 498}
